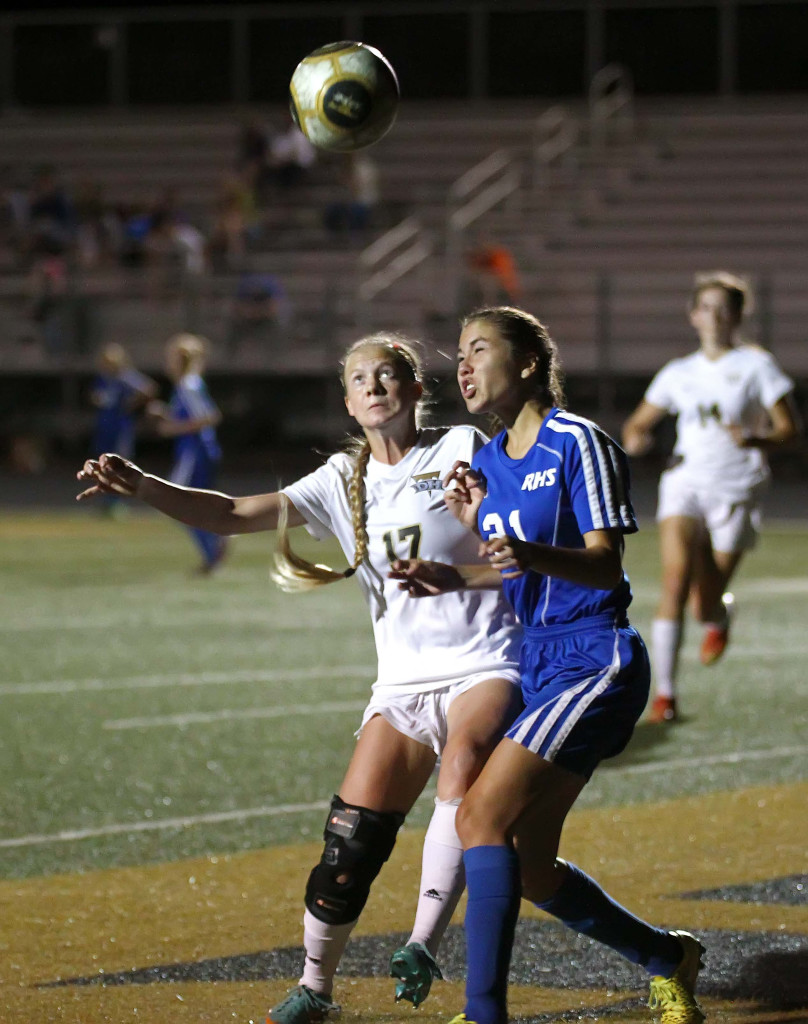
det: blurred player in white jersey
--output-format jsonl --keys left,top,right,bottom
{"left": 77, "top": 333, "right": 523, "bottom": 1022}
{"left": 622, "top": 272, "right": 800, "bottom": 722}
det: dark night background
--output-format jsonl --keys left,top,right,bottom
{"left": 2, "top": 2, "right": 808, "bottom": 104}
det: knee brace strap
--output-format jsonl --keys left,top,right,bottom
{"left": 305, "top": 795, "right": 405, "bottom": 925}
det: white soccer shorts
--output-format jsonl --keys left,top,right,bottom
{"left": 358, "top": 669, "right": 521, "bottom": 755}
{"left": 657, "top": 464, "right": 763, "bottom": 553}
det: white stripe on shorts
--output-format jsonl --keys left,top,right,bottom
{"left": 511, "top": 630, "right": 621, "bottom": 761}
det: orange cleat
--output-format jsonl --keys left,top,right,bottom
{"left": 700, "top": 592, "right": 734, "bottom": 666}
{"left": 648, "top": 695, "right": 678, "bottom": 723}
{"left": 700, "top": 625, "right": 729, "bottom": 665}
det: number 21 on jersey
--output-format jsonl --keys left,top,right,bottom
{"left": 482, "top": 510, "right": 526, "bottom": 540}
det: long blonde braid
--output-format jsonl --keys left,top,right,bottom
{"left": 270, "top": 333, "right": 423, "bottom": 593}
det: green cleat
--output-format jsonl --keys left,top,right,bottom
{"left": 446, "top": 1015, "right": 475, "bottom": 1024}
{"left": 267, "top": 985, "right": 340, "bottom": 1024}
{"left": 648, "top": 930, "right": 706, "bottom": 1024}
{"left": 389, "top": 941, "right": 443, "bottom": 1007}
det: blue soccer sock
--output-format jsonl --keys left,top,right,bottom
{"left": 191, "top": 527, "right": 224, "bottom": 566}
{"left": 463, "top": 845, "right": 521, "bottom": 1024}
{"left": 533, "top": 859, "right": 682, "bottom": 976}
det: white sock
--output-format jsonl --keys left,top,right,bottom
{"left": 407, "top": 798, "right": 465, "bottom": 956}
{"left": 299, "top": 908, "right": 356, "bottom": 997}
{"left": 652, "top": 618, "right": 682, "bottom": 700}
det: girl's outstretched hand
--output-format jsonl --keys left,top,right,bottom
{"left": 76, "top": 453, "right": 144, "bottom": 502}
{"left": 442, "top": 460, "right": 486, "bottom": 534}
{"left": 389, "top": 558, "right": 465, "bottom": 597}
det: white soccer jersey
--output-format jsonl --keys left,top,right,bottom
{"left": 282, "top": 425, "right": 522, "bottom": 691}
{"left": 645, "top": 344, "right": 794, "bottom": 493}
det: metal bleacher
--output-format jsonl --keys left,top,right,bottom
{"left": 2, "top": 89, "right": 808, "bottom": 382}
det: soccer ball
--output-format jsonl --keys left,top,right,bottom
{"left": 289, "top": 41, "right": 399, "bottom": 153}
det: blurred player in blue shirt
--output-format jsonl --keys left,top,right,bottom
{"left": 147, "top": 333, "right": 227, "bottom": 573}
{"left": 89, "top": 342, "right": 156, "bottom": 514}
{"left": 391, "top": 306, "right": 706, "bottom": 1024}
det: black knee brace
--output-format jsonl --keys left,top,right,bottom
{"left": 305, "top": 794, "right": 405, "bottom": 925}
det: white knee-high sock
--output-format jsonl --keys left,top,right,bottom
{"left": 407, "top": 798, "right": 465, "bottom": 956}
{"left": 652, "top": 618, "right": 682, "bottom": 699}
{"left": 299, "top": 909, "right": 356, "bottom": 997}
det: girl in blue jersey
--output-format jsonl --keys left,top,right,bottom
{"left": 147, "top": 332, "right": 227, "bottom": 573}
{"left": 89, "top": 342, "right": 156, "bottom": 514}
{"left": 391, "top": 306, "right": 706, "bottom": 1024}
{"left": 90, "top": 343, "right": 157, "bottom": 459}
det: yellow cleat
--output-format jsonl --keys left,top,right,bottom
{"left": 648, "top": 930, "right": 706, "bottom": 1024}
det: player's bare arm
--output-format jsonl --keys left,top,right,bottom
{"left": 389, "top": 558, "right": 502, "bottom": 596}
{"left": 726, "top": 393, "right": 801, "bottom": 451}
{"left": 621, "top": 400, "right": 666, "bottom": 457}
{"left": 146, "top": 399, "right": 222, "bottom": 438}
{"left": 482, "top": 528, "right": 624, "bottom": 589}
{"left": 77, "top": 453, "right": 306, "bottom": 534}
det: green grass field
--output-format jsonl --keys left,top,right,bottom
{"left": 2, "top": 508, "right": 806, "bottom": 882}
{"left": 2, "top": 507, "right": 807, "bottom": 1024}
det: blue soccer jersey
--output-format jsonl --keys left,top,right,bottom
{"left": 91, "top": 368, "right": 151, "bottom": 457}
{"left": 170, "top": 373, "right": 221, "bottom": 465}
{"left": 473, "top": 409, "right": 637, "bottom": 628}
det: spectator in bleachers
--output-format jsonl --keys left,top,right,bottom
{"left": 142, "top": 207, "right": 209, "bottom": 302}
{"left": 26, "top": 237, "right": 71, "bottom": 357}
{"left": 236, "top": 119, "right": 270, "bottom": 196}
{"left": 227, "top": 268, "right": 290, "bottom": 356}
{"left": 142, "top": 209, "right": 178, "bottom": 297}
{"left": 324, "top": 152, "right": 380, "bottom": 240}
{"left": 118, "top": 202, "right": 153, "bottom": 268}
{"left": 461, "top": 240, "right": 521, "bottom": 309}
{"left": 27, "top": 165, "right": 76, "bottom": 255}
{"left": 150, "top": 185, "right": 188, "bottom": 228}
{"left": 73, "top": 180, "right": 119, "bottom": 270}
{"left": 267, "top": 116, "right": 316, "bottom": 190}
{"left": 207, "top": 173, "right": 258, "bottom": 271}
{"left": 0, "top": 165, "right": 29, "bottom": 269}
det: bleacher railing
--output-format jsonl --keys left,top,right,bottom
{"left": 444, "top": 150, "right": 522, "bottom": 315}
{"left": 356, "top": 216, "right": 433, "bottom": 326}
{"left": 589, "top": 63, "right": 635, "bottom": 151}
{"left": 532, "top": 105, "right": 580, "bottom": 190}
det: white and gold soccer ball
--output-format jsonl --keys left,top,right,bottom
{"left": 289, "top": 41, "right": 400, "bottom": 153}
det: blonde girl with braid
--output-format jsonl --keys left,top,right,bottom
{"left": 77, "top": 332, "right": 523, "bottom": 1024}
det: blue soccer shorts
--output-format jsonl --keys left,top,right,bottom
{"left": 506, "top": 613, "right": 650, "bottom": 779}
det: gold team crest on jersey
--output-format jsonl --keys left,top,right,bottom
{"left": 411, "top": 471, "right": 443, "bottom": 493}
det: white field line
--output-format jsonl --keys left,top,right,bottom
{"left": 104, "top": 700, "right": 367, "bottom": 730}
{"left": 9, "top": 574, "right": 808, "bottom": 633}
{"left": 0, "top": 665, "right": 373, "bottom": 697}
{"left": 605, "top": 744, "right": 808, "bottom": 775}
{"left": 0, "top": 611, "right": 350, "bottom": 633}
{"left": 2, "top": 744, "right": 805, "bottom": 850}
{"left": 629, "top": 578, "right": 808, "bottom": 601}
{"left": 6, "top": 641, "right": 808, "bottom": 700}
{"left": 0, "top": 800, "right": 332, "bottom": 849}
